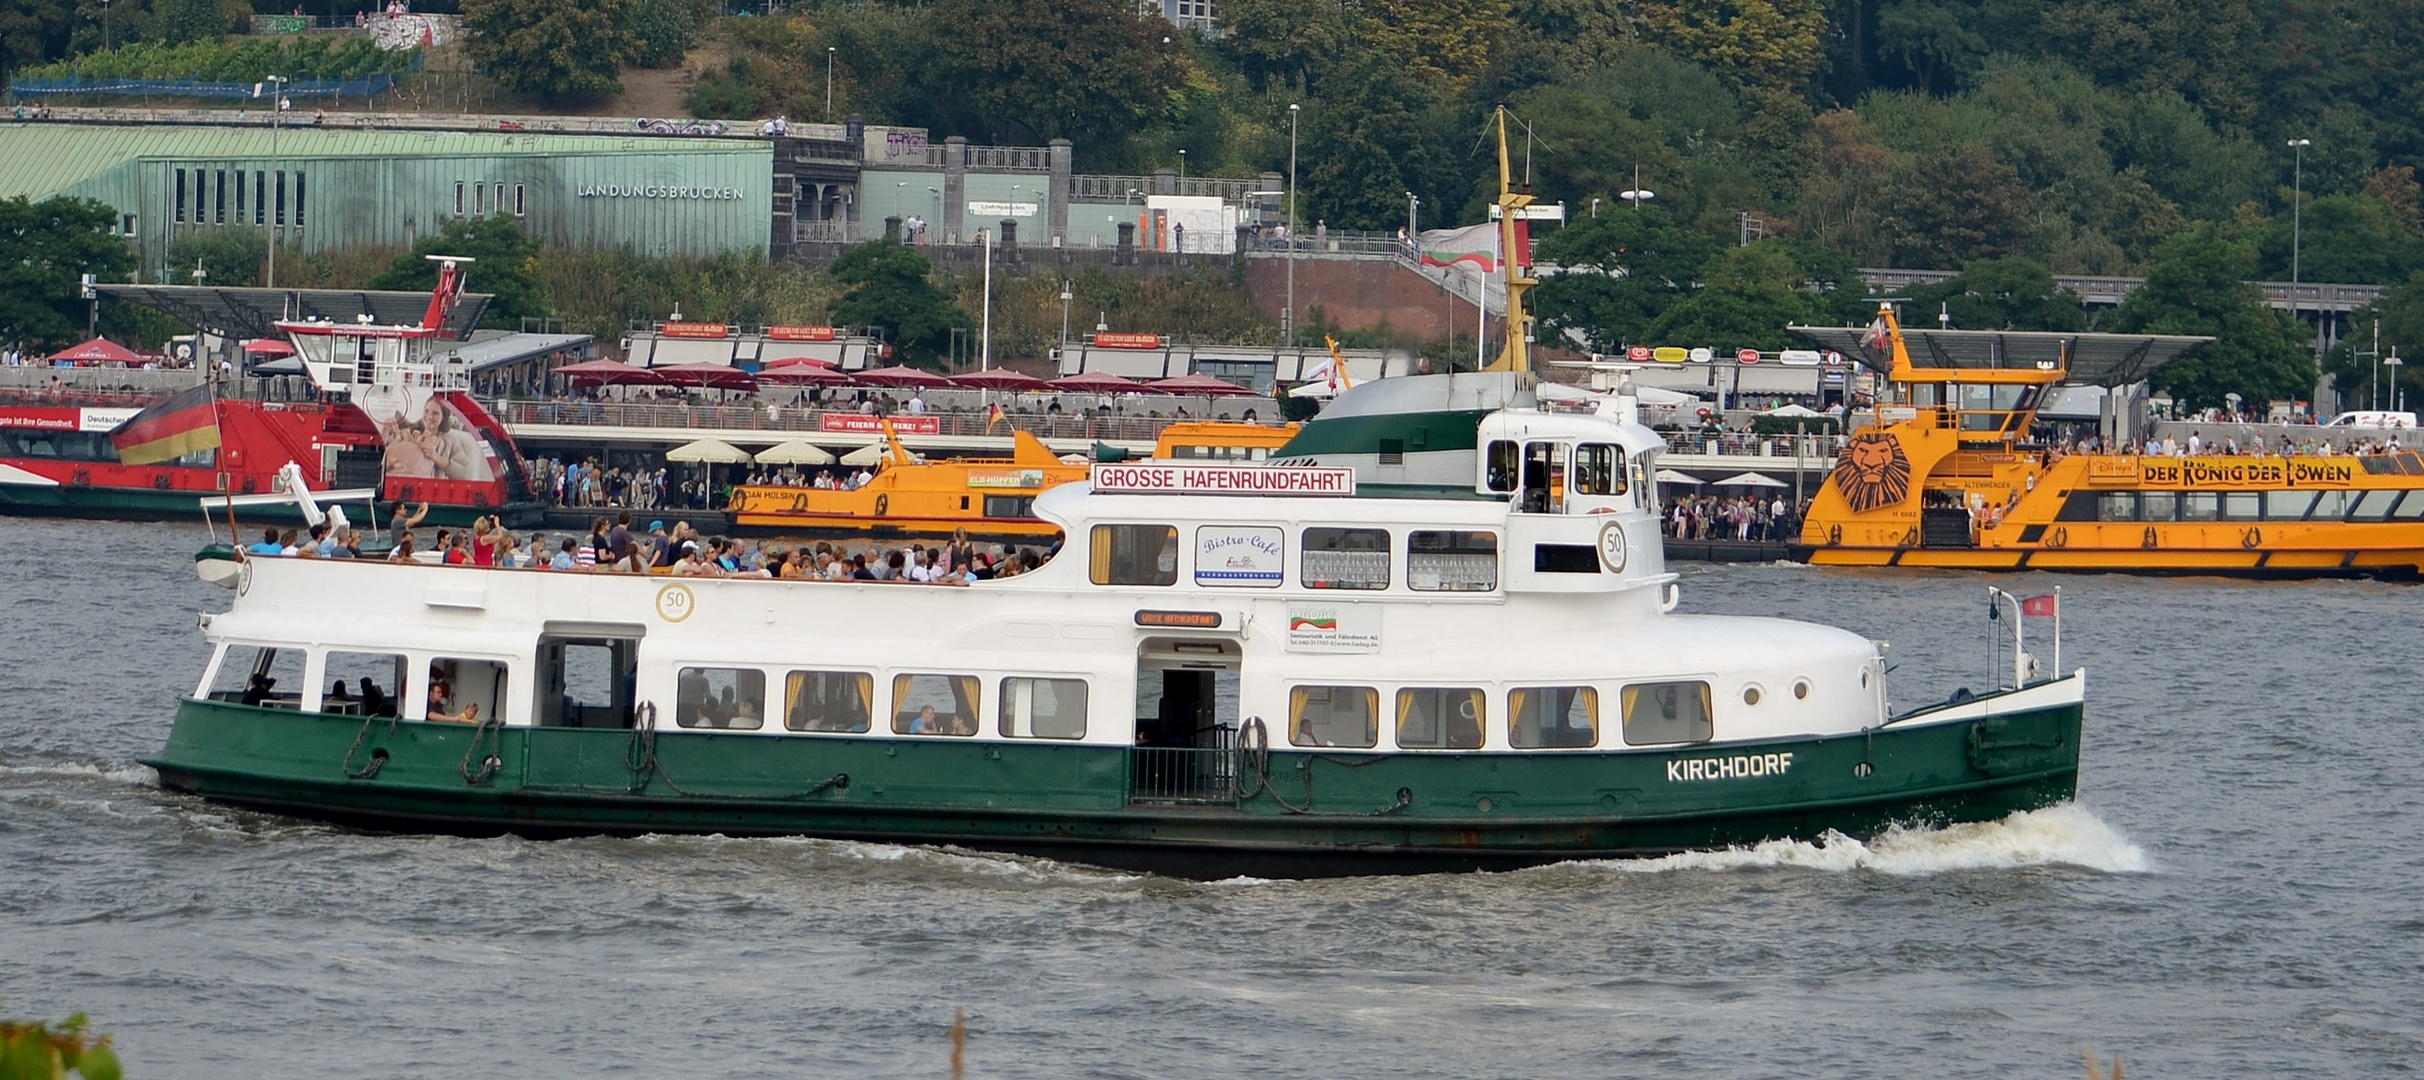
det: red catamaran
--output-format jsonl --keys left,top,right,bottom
{"left": 0, "top": 257, "right": 537, "bottom": 527}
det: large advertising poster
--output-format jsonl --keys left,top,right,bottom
{"left": 357, "top": 387, "right": 497, "bottom": 482}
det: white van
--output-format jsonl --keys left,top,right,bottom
{"left": 2323, "top": 411, "right": 2418, "bottom": 429}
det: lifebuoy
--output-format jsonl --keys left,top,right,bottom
{"left": 2242, "top": 526, "right": 2263, "bottom": 549}
{"left": 153, "top": 473, "right": 173, "bottom": 490}
{"left": 874, "top": 493, "right": 889, "bottom": 516}
{"left": 69, "top": 468, "right": 91, "bottom": 486}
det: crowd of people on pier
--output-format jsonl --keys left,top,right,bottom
{"left": 2044, "top": 430, "right": 2407, "bottom": 459}
{"left": 1660, "top": 493, "right": 1806, "bottom": 543}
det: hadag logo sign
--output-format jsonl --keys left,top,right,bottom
{"left": 578, "top": 184, "right": 747, "bottom": 200}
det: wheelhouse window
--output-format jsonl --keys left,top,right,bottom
{"left": 784, "top": 670, "right": 874, "bottom": 732}
{"left": 892, "top": 674, "right": 980, "bottom": 736}
{"left": 675, "top": 666, "right": 763, "bottom": 729}
{"left": 1484, "top": 440, "right": 1518, "bottom": 492}
{"left": 1518, "top": 442, "right": 1566, "bottom": 513}
{"left": 1289, "top": 685, "right": 1378, "bottom": 748}
{"left": 999, "top": 677, "right": 1088, "bottom": 739}
{"left": 1396, "top": 688, "right": 1485, "bottom": 750}
{"left": 1090, "top": 524, "right": 1178, "bottom": 586}
{"left": 1510, "top": 686, "right": 1597, "bottom": 748}
{"left": 1573, "top": 444, "right": 1627, "bottom": 495}
{"left": 1620, "top": 680, "right": 1713, "bottom": 745}
{"left": 1301, "top": 527, "right": 1389, "bottom": 590}
{"left": 1407, "top": 530, "right": 1497, "bottom": 592}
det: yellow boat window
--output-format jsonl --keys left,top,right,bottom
{"left": 1510, "top": 686, "right": 1597, "bottom": 749}
{"left": 1091, "top": 525, "right": 1178, "bottom": 586}
{"left": 785, "top": 670, "right": 873, "bottom": 733}
{"left": 1620, "top": 681, "right": 1712, "bottom": 746}
{"left": 1290, "top": 686, "right": 1379, "bottom": 748}
{"left": 1396, "top": 688, "right": 1485, "bottom": 749}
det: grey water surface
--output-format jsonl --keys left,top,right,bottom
{"left": 2, "top": 518, "right": 2419, "bottom": 1078}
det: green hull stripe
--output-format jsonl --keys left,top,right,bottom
{"left": 147, "top": 696, "right": 2082, "bottom": 870}
{"left": 1274, "top": 409, "right": 1493, "bottom": 460}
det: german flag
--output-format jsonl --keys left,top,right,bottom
{"left": 113, "top": 383, "right": 222, "bottom": 465}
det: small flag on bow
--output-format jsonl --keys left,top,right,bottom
{"left": 2020, "top": 594, "right": 2057, "bottom": 618}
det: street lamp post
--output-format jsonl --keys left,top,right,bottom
{"left": 265, "top": 74, "right": 288, "bottom": 290}
{"left": 2289, "top": 138, "right": 2311, "bottom": 358}
{"left": 1177, "top": 149, "right": 1186, "bottom": 183}
{"left": 1059, "top": 281, "right": 1073, "bottom": 355}
{"left": 1285, "top": 103, "right": 1299, "bottom": 346}
{"left": 825, "top": 47, "right": 836, "bottom": 120}
{"left": 1406, "top": 191, "right": 1418, "bottom": 245}
{"left": 2388, "top": 349, "right": 2405, "bottom": 415}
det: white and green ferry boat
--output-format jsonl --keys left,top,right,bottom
{"left": 145, "top": 113, "right": 2083, "bottom": 876}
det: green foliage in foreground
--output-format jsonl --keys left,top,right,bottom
{"left": 15, "top": 35, "right": 416, "bottom": 82}
{"left": 0, "top": 196, "right": 135, "bottom": 349}
{"left": 827, "top": 239, "right": 970, "bottom": 370}
{"left": 0, "top": 1010, "right": 122, "bottom": 1080}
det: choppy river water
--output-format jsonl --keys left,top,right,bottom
{"left": 3, "top": 519, "right": 2420, "bottom": 1077}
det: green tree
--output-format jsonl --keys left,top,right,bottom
{"left": 827, "top": 240, "right": 969, "bottom": 370}
{"left": 2106, "top": 224, "right": 2315, "bottom": 410}
{"left": 1879, "top": 145, "right": 2031, "bottom": 269}
{"left": 0, "top": 196, "right": 134, "bottom": 349}
{"left": 365, "top": 216, "right": 550, "bottom": 330}
{"left": 0, "top": 0, "right": 75, "bottom": 78}
{"left": 165, "top": 228, "right": 266, "bottom": 289}
{"left": 1638, "top": 0, "right": 1829, "bottom": 92}
{"left": 2323, "top": 270, "right": 2424, "bottom": 411}
{"left": 921, "top": 0, "right": 1182, "bottom": 158}
{"left": 461, "top": 0, "right": 634, "bottom": 100}
{"left": 1529, "top": 207, "right": 1722, "bottom": 349}
{"left": 2253, "top": 194, "right": 2424, "bottom": 286}
{"left": 1295, "top": 54, "right": 1456, "bottom": 232}
{"left": 624, "top": 0, "right": 709, "bottom": 69}
{"left": 1643, "top": 244, "right": 1828, "bottom": 350}
{"left": 1904, "top": 256, "right": 2087, "bottom": 330}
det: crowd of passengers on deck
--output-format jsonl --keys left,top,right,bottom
{"left": 244, "top": 508, "right": 1057, "bottom": 583}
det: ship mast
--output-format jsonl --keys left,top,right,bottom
{"left": 1484, "top": 107, "right": 1536, "bottom": 374}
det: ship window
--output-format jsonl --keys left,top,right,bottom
{"left": 429, "top": 658, "right": 508, "bottom": 725}
{"left": 1573, "top": 443, "right": 1627, "bottom": 495}
{"left": 2056, "top": 491, "right": 2100, "bottom": 521}
{"left": 999, "top": 677, "right": 1088, "bottom": 739}
{"left": 2222, "top": 492, "right": 2263, "bottom": 521}
{"left": 2139, "top": 491, "right": 2177, "bottom": 521}
{"left": 1395, "top": 688, "right": 1484, "bottom": 749}
{"left": 1288, "top": 685, "right": 1378, "bottom": 748}
{"left": 1194, "top": 525, "right": 1283, "bottom": 587}
{"left": 2351, "top": 489, "right": 2401, "bottom": 520}
{"left": 2308, "top": 490, "right": 2352, "bottom": 520}
{"left": 320, "top": 650, "right": 407, "bottom": 715}
{"left": 983, "top": 495, "right": 1036, "bottom": 518}
{"left": 1484, "top": 440, "right": 1518, "bottom": 492}
{"left": 674, "top": 666, "right": 764, "bottom": 730}
{"left": 1407, "top": 530, "right": 1497, "bottom": 591}
{"left": 1090, "top": 524, "right": 1178, "bottom": 586}
{"left": 2395, "top": 493, "right": 2424, "bottom": 519}
{"left": 891, "top": 673, "right": 980, "bottom": 736}
{"left": 1301, "top": 527, "right": 1389, "bottom": 589}
{"left": 2266, "top": 490, "right": 2317, "bottom": 520}
{"left": 784, "top": 670, "right": 874, "bottom": 732}
{"left": 206, "top": 644, "right": 305, "bottom": 709}
{"left": 1620, "top": 680, "right": 1713, "bottom": 745}
{"left": 2180, "top": 492, "right": 2219, "bottom": 521}
{"left": 1519, "top": 442, "right": 1566, "bottom": 513}
{"left": 1509, "top": 686, "right": 1598, "bottom": 749}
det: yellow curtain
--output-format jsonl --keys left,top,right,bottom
{"left": 1289, "top": 686, "right": 1313, "bottom": 746}
{"left": 1089, "top": 526, "right": 1112, "bottom": 584}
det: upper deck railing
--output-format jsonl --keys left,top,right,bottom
{"left": 487, "top": 400, "right": 1266, "bottom": 446}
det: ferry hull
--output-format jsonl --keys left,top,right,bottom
{"left": 147, "top": 691, "right": 2080, "bottom": 878}
{"left": 1802, "top": 543, "right": 2424, "bottom": 579}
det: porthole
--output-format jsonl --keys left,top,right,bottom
{"left": 1793, "top": 679, "right": 1811, "bottom": 700}
{"left": 1742, "top": 685, "right": 1763, "bottom": 706}
{"left": 1860, "top": 669, "right": 1870, "bottom": 689}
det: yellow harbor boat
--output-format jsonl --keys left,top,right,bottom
{"left": 1790, "top": 305, "right": 2424, "bottom": 577}
{"left": 727, "top": 421, "right": 1297, "bottom": 539}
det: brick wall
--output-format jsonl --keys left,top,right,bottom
{"left": 1243, "top": 257, "right": 1483, "bottom": 342}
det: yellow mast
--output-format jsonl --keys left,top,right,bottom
{"left": 1484, "top": 107, "right": 1535, "bottom": 374}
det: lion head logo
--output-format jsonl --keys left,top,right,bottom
{"left": 1831, "top": 431, "right": 1912, "bottom": 513}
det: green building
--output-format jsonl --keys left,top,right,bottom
{"left": 0, "top": 122, "right": 773, "bottom": 278}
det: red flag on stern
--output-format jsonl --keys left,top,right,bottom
{"left": 2020, "top": 594, "right": 2058, "bottom": 618}
{"left": 111, "top": 383, "right": 221, "bottom": 465}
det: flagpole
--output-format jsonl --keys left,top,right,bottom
{"left": 2052, "top": 586, "right": 2061, "bottom": 676}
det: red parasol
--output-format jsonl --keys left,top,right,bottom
{"left": 45, "top": 337, "right": 145, "bottom": 365}
{"left": 950, "top": 369, "right": 1050, "bottom": 392}
{"left": 1148, "top": 373, "right": 1260, "bottom": 397}
{"left": 553, "top": 359, "right": 667, "bottom": 386}
{"left": 651, "top": 361, "right": 760, "bottom": 390}
{"left": 1047, "top": 370, "right": 1149, "bottom": 393}
{"left": 757, "top": 358, "right": 854, "bottom": 385}
{"left": 851, "top": 364, "right": 956, "bottom": 388}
